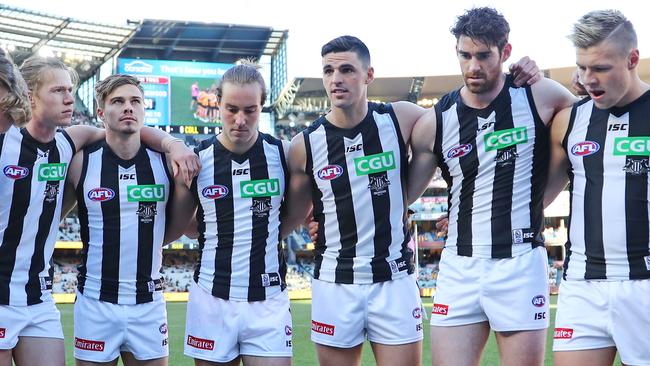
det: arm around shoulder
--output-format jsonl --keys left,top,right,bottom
{"left": 164, "top": 156, "right": 198, "bottom": 244}
{"left": 407, "top": 108, "right": 438, "bottom": 204}
{"left": 544, "top": 106, "right": 572, "bottom": 208}
{"left": 530, "top": 78, "right": 579, "bottom": 125}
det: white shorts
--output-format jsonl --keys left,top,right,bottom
{"left": 430, "top": 246, "right": 550, "bottom": 331}
{"left": 74, "top": 293, "right": 168, "bottom": 362}
{"left": 184, "top": 282, "right": 292, "bottom": 362}
{"left": 311, "top": 275, "right": 423, "bottom": 348}
{"left": 553, "top": 279, "right": 650, "bottom": 365}
{"left": 0, "top": 300, "right": 63, "bottom": 349}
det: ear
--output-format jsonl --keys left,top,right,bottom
{"left": 365, "top": 66, "right": 375, "bottom": 84}
{"left": 96, "top": 107, "right": 105, "bottom": 122}
{"left": 28, "top": 91, "right": 35, "bottom": 108}
{"left": 501, "top": 43, "right": 512, "bottom": 63}
{"left": 628, "top": 48, "right": 640, "bottom": 69}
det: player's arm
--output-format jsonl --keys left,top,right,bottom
{"left": 530, "top": 78, "right": 579, "bottom": 125}
{"left": 140, "top": 127, "right": 201, "bottom": 188}
{"left": 60, "top": 150, "right": 84, "bottom": 220}
{"left": 391, "top": 101, "right": 427, "bottom": 146}
{"left": 544, "top": 107, "right": 572, "bottom": 208}
{"left": 509, "top": 56, "right": 542, "bottom": 86}
{"left": 407, "top": 107, "right": 438, "bottom": 204}
{"left": 163, "top": 154, "right": 199, "bottom": 245}
{"left": 280, "top": 133, "right": 313, "bottom": 239}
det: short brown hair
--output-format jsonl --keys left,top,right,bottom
{"left": 95, "top": 74, "right": 144, "bottom": 109}
{"left": 569, "top": 10, "right": 637, "bottom": 53}
{"left": 0, "top": 49, "right": 31, "bottom": 126}
{"left": 19, "top": 56, "right": 78, "bottom": 94}
{"left": 217, "top": 60, "right": 267, "bottom": 105}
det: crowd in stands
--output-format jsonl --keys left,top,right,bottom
{"left": 275, "top": 124, "right": 305, "bottom": 141}
{"left": 58, "top": 215, "right": 81, "bottom": 241}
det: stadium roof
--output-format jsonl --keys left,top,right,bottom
{"left": 0, "top": 4, "right": 138, "bottom": 83}
{"left": 118, "top": 20, "right": 288, "bottom": 63}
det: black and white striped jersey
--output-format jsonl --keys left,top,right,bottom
{"left": 304, "top": 102, "right": 412, "bottom": 284}
{"left": 76, "top": 141, "right": 171, "bottom": 304}
{"left": 0, "top": 126, "right": 75, "bottom": 306}
{"left": 563, "top": 91, "right": 650, "bottom": 281}
{"left": 434, "top": 76, "right": 548, "bottom": 258}
{"left": 193, "top": 132, "right": 288, "bottom": 302}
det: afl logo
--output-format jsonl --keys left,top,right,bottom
{"left": 3, "top": 165, "right": 29, "bottom": 179}
{"left": 202, "top": 185, "right": 229, "bottom": 199}
{"left": 532, "top": 295, "right": 546, "bottom": 307}
{"left": 571, "top": 141, "right": 600, "bottom": 156}
{"left": 88, "top": 188, "right": 115, "bottom": 202}
{"left": 317, "top": 165, "right": 343, "bottom": 180}
{"left": 447, "top": 144, "right": 473, "bottom": 159}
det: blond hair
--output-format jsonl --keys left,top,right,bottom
{"left": 569, "top": 10, "right": 637, "bottom": 53}
{"left": 0, "top": 49, "right": 31, "bottom": 126}
{"left": 95, "top": 74, "right": 144, "bottom": 109}
{"left": 19, "top": 56, "right": 79, "bottom": 94}
{"left": 217, "top": 60, "right": 267, "bottom": 105}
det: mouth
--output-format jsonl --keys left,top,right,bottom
{"left": 62, "top": 110, "right": 73, "bottom": 115}
{"left": 588, "top": 89, "right": 606, "bottom": 100}
{"left": 331, "top": 88, "right": 348, "bottom": 95}
{"left": 119, "top": 116, "right": 137, "bottom": 122}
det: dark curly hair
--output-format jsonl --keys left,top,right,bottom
{"left": 451, "top": 7, "right": 510, "bottom": 53}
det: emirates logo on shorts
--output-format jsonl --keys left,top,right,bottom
{"left": 75, "top": 337, "right": 105, "bottom": 352}
{"left": 311, "top": 320, "right": 335, "bottom": 336}
{"left": 0, "top": 328, "right": 5, "bottom": 338}
{"left": 187, "top": 335, "right": 215, "bottom": 350}
{"left": 432, "top": 303, "right": 449, "bottom": 315}
{"left": 554, "top": 328, "right": 574, "bottom": 339}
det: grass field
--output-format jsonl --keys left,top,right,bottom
{"left": 55, "top": 296, "right": 573, "bottom": 366}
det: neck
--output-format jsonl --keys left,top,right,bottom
{"left": 460, "top": 73, "right": 506, "bottom": 109}
{"left": 106, "top": 131, "right": 141, "bottom": 160}
{"left": 326, "top": 99, "right": 369, "bottom": 128}
{"left": 218, "top": 130, "right": 259, "bottom": 155}
{"left": 0, "top": 120, "right": 12, "bottom": 134}
{"left": 26, "top": 118, "right": 58, "bottom": 143}
{"left": 617, "top": 77, "right": 650, "bottom": 107}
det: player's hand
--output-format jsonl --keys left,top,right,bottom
{"left": 169, "top": 142, "right": 201, "bottom": 187}
{"left": 571, "top": 69, "right": 588, "bottom": 96}
{"left": 307, "top": 219, "right": 318, "bottom": 242}
{"left": 436, "top": 215, "right": 449, "bottom": 237}
{"left": 509, "top": 56, "right": 542, "bottom": 87}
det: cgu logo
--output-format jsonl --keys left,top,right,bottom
{"left": 614, "top": 137, "right": 650, "bottom": 156}
{"left": 484, "top": 127, "right": 528, "bottom": 151}
{"left": 317, "top": 165, "right": 343, "bottom": 180}
{"left": 571, "top": 141, "right": 600, "bottom": 156}
{"left": 38, "top": 163, "right": 67, "bottom": 181}
{"left": 202, "top": 185, "right": 229, "bottom": 199}
{"left": 127, "top": 184, "right": 165, "bottom": 202}
{"left": 3, "top": 165, "right": 29, "bottom": 180}
{"left": 531, "top": 295, "right": 546, "bottom": 307}
{"left": 447, "top": 144, "right": 473, "bottom": 159}
{"left": 88, "top": 188, "right": 115, "bottom": 202}
{"left": 354, "top": 151, "right": 396, "bottom": 175}
{"left": 241, "top": 179, "right": 280, "bottom": 198}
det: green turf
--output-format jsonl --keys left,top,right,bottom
{"left": 56, "top": 295, "right": 589, "bottom": 366}
{"left": 169, "top": 76, "right": 219, "bottom": 126}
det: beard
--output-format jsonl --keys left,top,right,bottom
{"left": 463, "top": 73, "right": 500, "bottom": 95}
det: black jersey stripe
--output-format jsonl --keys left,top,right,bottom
{"left": 211, "top": 144, "right": 234, "bottom": 299}
{"left": 526, "top": 86, "right": 549, "bottom": 251}
{"left": 135, "top": 149, "right": 156, "bottom": 304}
{"left": 303, "top": 129, "right": 325, "bottom": 280}
{"left": 76, "top": 149, "right": 91, "bottom": 293}
{"left": 247, "top": 139, "right": 270, "bottom": 301}
{"left": 456, "top": 93, "right": 479, "bottom": 257}
{"left": 99, "top": 146, "right": 121, "bottom": 303}
{"left": 582, "top": 105, "right": 608, "bottom": 280}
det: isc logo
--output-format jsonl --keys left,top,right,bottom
{"left": 345, "top": 144, "right": 363, "bottom": 153}
{"left": 571, "top": 141, "right": 600, "bottom": 156}
{"left": 531, "top": 295, "right": 546, "bottom": 307}
{"left": 484, "top": 127, "right": 528, "bottom": 151}
{"left": 119, "top": 173, "right": 136, "bottom": 180}
{"left": 3, "top": 165, "right": 29, "bottom": 180}
{"left": 354, "top": 151, "right": 395, "bottom": 175}
{"left": 317, "top": 165, "right": 343, "bottom": 180}
{"left": 88, "top": 188, "right": 115, "bottom": 202}
{"left": 38, "top": 163, "right": 66, "bottom": 181}
{"left": 202, "top": 185, "right": 229, "bottom": 199}
{"left": 127, "top": 185, "right": 165, "bottom": 202}
{"left": 232, "top": 168, "right": 249, "bottom": 176}
{"left": 447, "top": 144, "right": 473, "bottom": 159}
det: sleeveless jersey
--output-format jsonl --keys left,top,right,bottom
{"left": 563, "top": 91, "right": 650, "bottom": 280}
{"left": 193, "top": 132, "right": 288, "bottom": 301}
{"left": 304, "top": 102, "right": 412, "bottom": 284}
{"left": 76, "top": 141, "right": 172, "bottom": 304}
{"left": 0, "top": 126, "right": 75, "bottom": 305}
{"left": 434, "top": 76, "right": 548, "bottom": 258}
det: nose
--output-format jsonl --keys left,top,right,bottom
{"left": 467, "top": 58, "right": 481, "bottom": 73}
{"left": 234, "top": 111, "right": 246, "bottom": 126}
{"left": 63, "top": 89, "right": 74, "bottom": 105}
{"left": 580, "top": 68, "right": 597, "bottom": 87}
